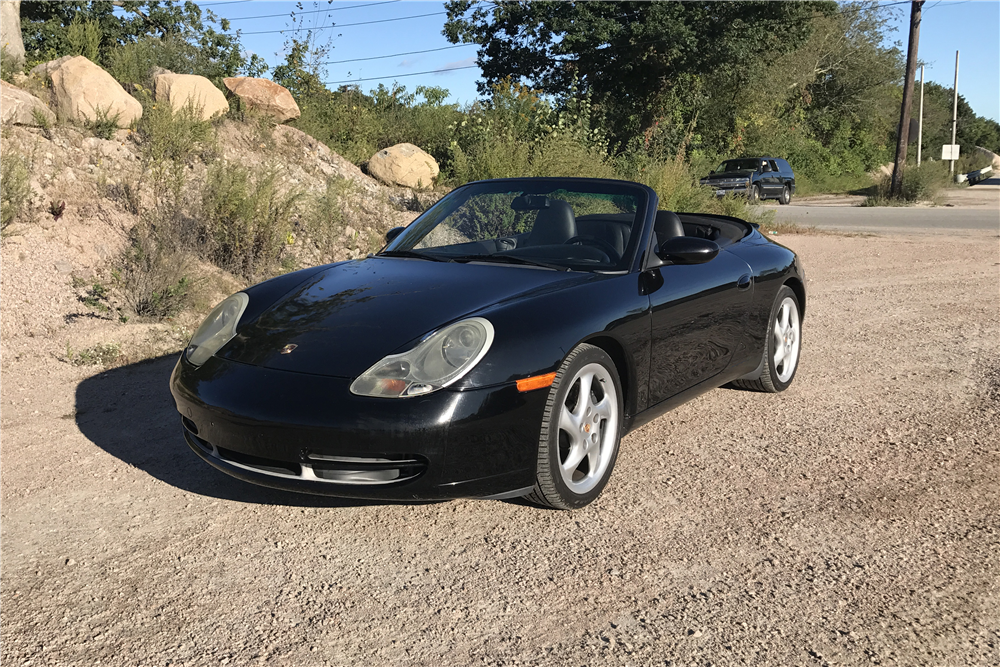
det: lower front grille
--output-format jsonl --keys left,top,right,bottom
{"left": 182, "top": 421, "right": 426, "bottom": 486}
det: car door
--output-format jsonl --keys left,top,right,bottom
{"left": 645, "top": 247, "right": 754, "bottom": 404}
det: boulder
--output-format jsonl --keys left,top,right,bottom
{"left": 222, "top": 77, "right": 300, "bottom": 123}
{"left": 153, "top": 72, "right": 229, "bottom": 120}
{"left": 29, "top": 55, "right": 74, "bottom": 79}
{"left": 44, "top": 56, "right": 141, "bottom": 127}
{"left": 367, "top": 143, "right": 440, "bottom": 189}
{"left": 1, "top": 80, "right": 55, "bottom": 126}
{"left": 1, "top": 0, "right": 25, "bottom": 68}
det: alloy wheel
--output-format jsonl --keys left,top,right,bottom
{"left": 556, "top": 363, "right": 619, "bottom": 495}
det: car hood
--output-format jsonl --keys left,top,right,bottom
{"left": 218, "top": 256, "right": 593, "bottom": 378}
{"left": 704, "top": 170, "right": 754, "bottom": 181}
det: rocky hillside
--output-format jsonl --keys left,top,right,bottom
{"left": 1, "top": 56, "right": 441, "bottom": 371}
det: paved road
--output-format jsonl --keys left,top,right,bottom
{"left": 774, "top": 205, "right": 999, "bottom": 234}
{"left": 771, "top": 181, "right": 999, "bottom": 234}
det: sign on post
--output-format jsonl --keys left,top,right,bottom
{"left": 941, "top": 144, "right": 960, "bottom": 161}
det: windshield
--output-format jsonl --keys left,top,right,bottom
{"left": 382, "top": 180, "right": 647, "bottom": 272}
{"left": 717, "top": 159, "right": 762, "bottom": 172}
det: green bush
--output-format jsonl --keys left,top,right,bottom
{"left": 1, "top": 154, "right": 33, "bottom": 234}
{"left": 301, "top": 177, "right": 350, "bottom": 260}
{"left": 0, "top": 47, "right": 24, "bottom": 82}
{"left": 136, "top": 96, "right": 214, "bottom": 164}
{"left": 104, "top": 34, "right": 249, "bottom": 89}
{"left": 84, "top": 105, "right": 122, "bottom": 140}
{"left": 66, "top": 17, "right": 101, "bottom": 62}
{"left": 861, "top": 162, "right": 952, "bottom": 206}
{"left": 200, "top": 162, "right": 302, "bottom": 280}
{"left": 112, "top": 219, "right": 193, "bottom": 319}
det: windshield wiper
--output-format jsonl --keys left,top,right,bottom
{"left": 377, "top": 249, "right": 453, "bottom": 262}
{"left": 449, "top": 254, "right": 569, "bottom": 271}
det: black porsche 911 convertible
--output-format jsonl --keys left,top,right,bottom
{"left": 170, "top": 177, "right": 805, "bottom": 509}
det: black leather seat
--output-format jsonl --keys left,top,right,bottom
{"left": 576, "top": 213, "right": 634, "bottom": 256}
{"left": 654, "top": 210, "right": 686, "bottom": 247}
{"left": 526, "top": 200, "right": 576, "bottom": 246}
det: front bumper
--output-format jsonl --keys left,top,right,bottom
{"left": 169, "top": 355, "right": 548, "bottom": 500}
{"left": 703, "top": 182, "right": 751, "bottom": 197}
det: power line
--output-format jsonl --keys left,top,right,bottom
{"left": 240, "top": 11, "right": 447, "bottom": 36}
{"left": 324, "top": 64, "right": 478, "bottom": 85}
{"left": 221, "top": 0, "right": 401, "bottom": 22}
{"left": 201, "top": 0, "right": 252, "bottom": 6}
{"left": 318, "top": 43, "right": 474, "bottom": 66}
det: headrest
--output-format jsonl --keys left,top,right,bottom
{"left": 526, "top": 199, "right": 576, "bottom": 246}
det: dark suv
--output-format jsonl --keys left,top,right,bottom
{"left": 700, "top": 157, "right": 795, "bottom": 204}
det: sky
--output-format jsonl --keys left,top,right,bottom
{"left": 201, "top": 0, "right": 1000, "bottom": 121}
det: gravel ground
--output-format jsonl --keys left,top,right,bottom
{"left": 2, "top": 230, "right": 999, "bottom": 667}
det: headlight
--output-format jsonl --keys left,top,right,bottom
{"left": 350, "top": 317, "right": 495, "bottom": 398}
{"left": 184, "top": 293, "right": 249, "bottom": 367}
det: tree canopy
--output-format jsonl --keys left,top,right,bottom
{"left": 444, "top": 0, "right": 833, "bottom": 150}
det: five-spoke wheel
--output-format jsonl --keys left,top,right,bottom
{"left": 528, "top": 344, "right": 622, "bottom": 509}
{"left": 731, "top": 285, "right": 802, "bottom": 392}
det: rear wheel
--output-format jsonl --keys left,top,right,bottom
{"left": 526, "top": 344, "right": 622, "bottom": 510}
{"left": 731, "top": 285, "right": 801, "bottom": 393}
{"left": 779, "top": 185, "right": 791, "bottom": 205}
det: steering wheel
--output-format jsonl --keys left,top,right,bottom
{"left": 564, "top": 236, "right": 621, "bottom": 263}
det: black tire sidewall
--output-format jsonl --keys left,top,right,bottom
{"left": 751, "top": 185, "right": 761, "bottom": 202}
{"left": 780, "top": 185, "right": 791, "bottom": 205}
{"left": 765, "top": 286, "right": 801, "bottom": 391}
{"left": 540, "top": 345, "right": 624, "bottom": 509}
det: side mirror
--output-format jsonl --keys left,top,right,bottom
{"left": 385, "top": 227, "right": 405, "bottom": 243}
{"left": 762, "top": 163, "right": 772, "bottom": 172}
{"left": 709, "top": 170, "right": 716, "bottom": 175}
{"left": 652, "top": 236, "right": 720, "bottom": 267}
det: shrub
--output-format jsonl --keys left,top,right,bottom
{"left": 67, "top": 17, "right": 101, "bottom": 62}
{"left": 200, "top": 162, "right": 302, "bottom": 281}
{"left": 301, "top": 177, "right": 350, "bottom": 260}
{"left": 0, "top": 47, "right": 24, "bottom": 82}
{"left": 136, "top": 96, "right": 213, "bottom": 164}
{"left": 112, "top": 219, "right": 193, "bottom": 319}
{"left": 861, "top": 162, "right": 951, "bottom": 206}
{"left": 1, "top": 154, "right": 33, "bottom": 234}
{"left": 84, "top": 106, "right": 122, "bottom": 140}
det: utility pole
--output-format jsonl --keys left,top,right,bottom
{"left": 890, "top": 0, "right": 924, "bottom": 198}
{"left": 917, "top": 65, "right": 924, "bottom": 166}
{"left": 950, "top": 50, "right": 959, "bottom": 174}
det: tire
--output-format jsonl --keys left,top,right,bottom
{"left": 750, "top": 184, "right": 762, "bottom": 203}
{"left": 779, "top": 185, "right": 791, "bottom": 205}
{"left": 526, "top": 343, "right": 623, "bottom": 510}
{"left": 731, "top": 285, "right": 802, "bottom": 393}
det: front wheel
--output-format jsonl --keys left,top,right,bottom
{"left": 750, "top": 184, "right": 762, "bottom": 203}
{"left": 526, "top": 344, "right": 623, "bottom": 510}
{"left": 731, "top": 285, "right": 802, "bottom": 393}
{"left": 779, "top": 185, "right": 791, "bottom": 205}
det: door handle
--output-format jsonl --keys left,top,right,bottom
{"left": 737, "top": 274, "right": 752, "bottom": 290}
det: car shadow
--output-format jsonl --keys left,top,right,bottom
{"left": 74, "top": 354, "right": 404, "bottom": 508}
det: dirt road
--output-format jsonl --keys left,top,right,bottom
{"left": 2, "top": 230, "right": 999, "bottom": 666}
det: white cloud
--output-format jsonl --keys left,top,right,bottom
{"left": 434, "top": 56, "right": 477, "bottom": 75}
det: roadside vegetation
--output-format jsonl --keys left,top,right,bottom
{"left": 5, "top": 0, "right": 1000, "bottom": 342}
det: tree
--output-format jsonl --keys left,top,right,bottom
{"left": 443, "top": 0, "right": 829, "bottom": 151}
{"left": 19, "top": 0, "right": 256, "bottom": 81}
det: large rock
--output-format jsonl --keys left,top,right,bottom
{"left": 1, "top": 80, "right": 55, "bottom": 126}
{"left": 153, "top": 72, "right": 228, "bottom": 120}
{"left": 222, "top": 77, "right": 299, "bottom": 123}
{"left": 29, "top": 55, "right": 74, "bottom": 80}
{"left": 42, "top": 56, "right": 141, "bottom": 127}
{"left": 367, "top": 143, "right": 440, "bottom": 189}
{"left": 1, "top": 0, "right": 25, "bottom": 68}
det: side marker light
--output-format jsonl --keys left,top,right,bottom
{"left": 516, "top": 372, "right": 557, "bottom": 393}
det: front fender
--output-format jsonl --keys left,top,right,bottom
{"left": 454, "top": 271, "right": 651, "bottom": 420}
